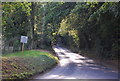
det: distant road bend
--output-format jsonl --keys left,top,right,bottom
{"left": 30, "top": 46, "right": 118, "bottom": 79}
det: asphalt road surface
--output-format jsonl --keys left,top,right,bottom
{"left": 31, "top": 46, "right": 118, "bottom": 79}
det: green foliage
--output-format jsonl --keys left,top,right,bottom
{"left": 2, "top": 2, "right": 31, "bottom": 37}
{"left": 2, "top": 2, "right": 119, "bottom": 59}
{"left": 87, "top": 2, "right": 119, "bottom": 59}
{"left": 58, "top": 2, "right": 119, "bottom": 59}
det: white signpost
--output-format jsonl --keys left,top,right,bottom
{"left": 20, "top": 36, "right": 28, "bottom": 53}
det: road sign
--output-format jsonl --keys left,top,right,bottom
{"left": 20, "top": 36, "right": 28, "bottom": 54}
{"left": 20, "top": 36, "right": 28, "bottom": 43}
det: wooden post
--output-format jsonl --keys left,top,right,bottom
{"left": 22, "top": 43, "right": 24, "bottom": 54}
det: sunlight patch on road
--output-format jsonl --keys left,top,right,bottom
{"left": 41, "top": 74, "right": 76, "bottom": 79}
{"left": 44, "top": 74, "right": 59, "bottom": 79}
{"left": 54, "top": 48, "right": 61, "bottom": 53}
{"left": 59, "top": 59, "right": 70, "bottom": 66}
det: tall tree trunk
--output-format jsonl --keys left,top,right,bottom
{"left": 30, "top": 2, "right": 36, "bottom": 49}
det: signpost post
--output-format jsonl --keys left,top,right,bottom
{"left": 20, "top": 36, "right": 28, "bottom": 54}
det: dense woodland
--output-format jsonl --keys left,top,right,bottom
{"left": 2, "top": 2, "right": 119, "bottom": 59}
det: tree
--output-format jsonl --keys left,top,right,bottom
{"left": 2, "top": 2, "right": 32, "bottom": 52}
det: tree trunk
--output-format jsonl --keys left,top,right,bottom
{"left": 30, "top": 2, "right": 36, "bottom": 49}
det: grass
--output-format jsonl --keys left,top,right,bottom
{"left": 3, "top": 50, "right": 57, "bottom": 58}
{"left": 2, "top": 50, "right": 59, "bottom": 79}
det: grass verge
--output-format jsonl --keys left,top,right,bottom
{"left": 2, "top": 50, "right": 59, "bottom": 80}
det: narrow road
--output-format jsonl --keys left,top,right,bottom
{"left": 30, "top": 46, "right": 118, "bottom": 79}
